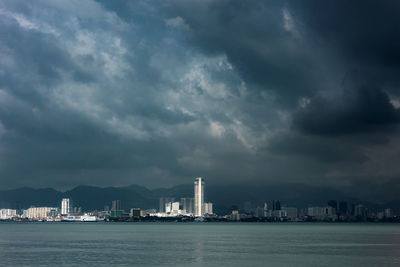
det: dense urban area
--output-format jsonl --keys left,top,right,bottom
{"left": 0, "top": 177, "right": 398, "bottom": 223}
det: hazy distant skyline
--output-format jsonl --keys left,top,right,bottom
{"left": 1, "top": 1, "right": 400, "bottom": 197}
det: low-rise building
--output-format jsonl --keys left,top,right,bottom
{"left": 130, "top": 208, "right": 141, "bottom": 218}
{"left": 26, "top": 207, "right": 58, "bottom": 219}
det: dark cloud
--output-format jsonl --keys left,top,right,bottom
{"left": 293, "top": 83, "right": 400, "bottom": 135}
{"left": 289, "top": 0, "right": 400, "bottom": 68}
{"left": 163, "top": 0, "right": 325, "bottom": 104}
{"left": 0, "top": 0, "right": 399, "bottom": 200}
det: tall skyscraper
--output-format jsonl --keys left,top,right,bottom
{"left": 194, "top": 177, "right": 204, "bottom": 217}
{"left": 61, "top": 198, "right": 71, "bottom": 215}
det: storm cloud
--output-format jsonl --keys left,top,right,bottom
{"left": 0, "top": 0, "right": 400, "bottom": 201}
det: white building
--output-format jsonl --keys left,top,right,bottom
{"left": 159, "top": 197, "right": 175, "bottom": 213}
{"left": 194, "top": 177, "right": 204, "bottom": 217}
{"left": 171, "top": 202, "right": 180, "bottom": 212}
{"left": 26, "top": 207, "right": 58, "bottom": 219}
{"left": 164, "top": 201, "right": 185, "bottom": 216}
{"left": 0, "top": 209, "right": 17, "bottom": 220}
{"left": 61, "top": 198, "right": 71, "bottom": 215}
{"left": 203, "top": 202, "right": 213, "bottom": 215}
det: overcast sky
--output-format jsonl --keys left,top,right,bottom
{"left": 1, "top": 0, "right": 400, "bottom": 195}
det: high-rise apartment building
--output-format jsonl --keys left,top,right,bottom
{"left": 203, "top": 202, "right": 213, "bottom": 215}
{"left": 194, "top": 177, "right": 204, "bottom": 217}
{"left": 112, "top": 200, "right": 121, "bottom": 211}
{"left": 159, "top": 197, "right": 175, "bottom": 213}
{"left": 180, "top": 198, "right": 194, "bottom": 214}
{"left": 272, "top": 200, "right": 281, "bottom": 211}
{"left": 61, "top": 198, "right": 71, "bottom": 215}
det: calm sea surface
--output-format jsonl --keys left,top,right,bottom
{"left": 0, "top": 222, "right": 399, "bottom": 266}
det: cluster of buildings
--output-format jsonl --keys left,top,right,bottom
{"left": 0, "top": 177, "right": 398, "bottom": 222}
{"left": 0, "top": 177, "right": 214, "bottom": 222}
{"left": 104, "top": 177, "right": 214, "bottom": 221}
{"left": 0, "top": 198, "right": 96, "bottom": 221}
{"left": 227, "top": 199, "right": 397, "bottom": 222}
{"left": 154, "top": 177, "right": 213, "bottom": 217}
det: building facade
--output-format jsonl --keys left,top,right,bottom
{"left": 112, "top": 200, "right": 121, "bottom": 211}
{"left": 180, "top": 198, "right": 194, "bottom": 214}
{"left": 0, "top": 209, "right": 17, "bottom": 220}
{"left": 61, "top": 198, "right": 71, "bottom": 215}
{"left": 159, "top": 197, "right": 175, "bottom": 213}
{"left": 26, "top": 207, "right": 58, "bottom": 219}
{"left": 203, "top": 202, "right": 213, "bottom": 215}
{"left": 194, "top": 177, "right": 204, "bottom": 217}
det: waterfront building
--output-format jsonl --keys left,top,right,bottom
{"left": 272, "top": 200, "right": 281, "bottom": 211}
{"left": 159, "top": 197, "right": 175, "bottom": 213}
{"left": 263, "top": 203, "right": 269, "bottom": 217}
{"left": 109, "top": 210, "right": 123, "bottom": 218}
{"left": 307, "top": 206, "right": 325, "bottom": 219}
{"left": 172, "top": 202, "right": 180, "bottom": 212}
{"left": 231, "top": 210, "right": 240, "bottom": 221}
{"left": 307, "top": 206, "right": 336, "bottom": 221}
{"left": 194, "top": 177, "right": 205, "bottom": 217}
{"left": 327, "top": 200, "right": 338, "bottom": 212}
{"left": 141, "top": 209, "right": 156, "bottom": 216}
{"left": 0, "top": 209, "right": 17, "bottom": 220}
{"left": 130, "top": 208, "right": 141, "bottom": 218}
{"left": 272, "top": 209, "right": 287, "bottom": 219}
{"left": 353, "top": 204, "right": 367, "bottom": 220}
{"left": 180, "top": 198, "right": 194, "bottom": 214}
{"left": 165, "top": 202, "right": 172, "bottom": 213}
{"left": 203, "top": 202, "right": 213, "bottom": 215}
{"left": 61, "top": 198, "right": 72, "bottom": 215}
{"left": 164, "top": 201, "right": 184, "bottom": 216}
{"left": 26, "top": 207, "right": 58, "bottom": 219}
{"left": 282, "top": 207, "right": 298, "bottom": 220}
{"left": 254, "top": 206, "right": 264, "bottom": 217}
{"left": 112, "top": 200, "right": 121, "bottom": 211}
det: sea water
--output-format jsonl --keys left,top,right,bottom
{"left": 0, "top": 222, "right": 399, "bottom": 266}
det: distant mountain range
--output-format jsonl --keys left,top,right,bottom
{"left": 0, "top": 183, "right": 398, "bottom": 215}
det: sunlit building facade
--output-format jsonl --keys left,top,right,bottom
{"left": 26, "top": 207, "right": 58, "bottom": 219}
{"left": 194, "top": 177, "right": 204, "bottom": 217}
{"left": 61, "top": 198, "right": 71, "bottom": 215}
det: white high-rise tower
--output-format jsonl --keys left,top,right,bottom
{"left": 61, "top": 198, "right": 71, "bottom": 215}
{"left": 194, "top": 177, "right": 204, "bottom": 217}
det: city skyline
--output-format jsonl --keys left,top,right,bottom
{"left": 1, "top": 1, "right": 399, "bottom": 266}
